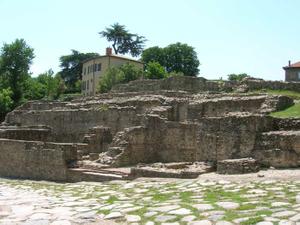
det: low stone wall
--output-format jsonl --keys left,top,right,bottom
{"left": 0, "top": 139, "right": 77, "bottom": 181}
{"left": 243, "top": 79, "right": 300, "bottom": 92}
{"left": 0, "top": 127, "right": 51, "bottom": 142}
{"left": 217, "top": 158, "right": 260, "bottom": 174}
{"left": 112, "top": 76, "right": 220, "bottom": 93}
{"left": 112, "top": 76, "right": 300, "bottom": 93}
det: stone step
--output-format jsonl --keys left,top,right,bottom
{"left": 0, "top": 127, "right": 51, "bottom": 142}
{"left": 67, "top": 168, "right": 130, "bottom": 182}
{"left": 273, "top": 118, "right": 300, "bottom": 131}
{"left": 255, "top": 130, "right": 300, "bottom": 150}
{"left": 252, "top": 148, "right": 299, "bottom": 168}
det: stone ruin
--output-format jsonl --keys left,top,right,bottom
{"left": 0, "top": 76, "right": 299, "bottom": 182}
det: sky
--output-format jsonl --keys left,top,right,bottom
{"left": 0, "top": 0, "right": 300, "bottom": 81}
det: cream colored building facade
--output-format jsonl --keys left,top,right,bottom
{"left": 81, "top": 48, "right": 144, "bottom": 96}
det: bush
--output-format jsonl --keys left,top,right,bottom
{"left": 145, "top": 61, "right": 167, "bottom": 79}
{"left": 228, "top": 73, "right": 249, "bottom": 81}
{"left": 166, "top": 71, "right": 184, "bottom": 78}
{"left": 119, "top": 63, "right": 143, "bottom": 82}
{"left": 0, "top": 88, "right": 13, "bottom": 122}
{"left": 98, "top": 67, "right": 125, "bottom": 93}
{"left": 98, "top": 63, "right": 143, "bottom": 93}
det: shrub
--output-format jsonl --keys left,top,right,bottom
{"left": 145, "top": 61, "right": 167, "bottom": 79}
{"left": 119, "top": 63, "right": 143, "bottom": 82}
{"left": 228, "top": 73, "right": 249, "bottom": 81}
{"left": 0, "top": 88, "right": 13, "bottom": 122}
{"left": 98, "top": 67, "right": 125, "bottom": 93}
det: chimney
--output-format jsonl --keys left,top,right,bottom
{"left": 288, "top": 60, "right": 291, "bottom": 67}
{"left": 106, "top": 47, "right": 112, "bottom": 56}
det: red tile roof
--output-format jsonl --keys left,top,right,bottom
{"left": 283, "top": 61, "right": 300, "bottom": 69}
{"left": 289, "top": 61, "right": 300, "bottom": 68}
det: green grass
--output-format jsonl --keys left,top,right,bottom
{"left": 106, "top": 195, "right": 119, "bottom": 204}
{"left": 180, "top": 191, "right": 193, "bottom": 202}
{"left": 223, "top": 210, "right": 241, "bottom": 221}
{"left": 238, "top": 204, "right": 257, "bottom": 211}
{"left": 204, "top": 188, "right": 247, "bottom": 203}
{"left": 240, "top": 216, "right": 264, "bottom": 225}
{"left": 271, "top": 103, "right": 300, "bottom": 118}
{"left": 255, "top": 209, "right": 272, "bottom": 217}
{"left": 151, "top": 192, "right": 174, "bottom": 202}
{"left": 252, "top": 89, "right": 300, "bottom": 100}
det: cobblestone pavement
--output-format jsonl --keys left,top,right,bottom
{"left": 0, "top": 174, "right": 300, "bottom": 225}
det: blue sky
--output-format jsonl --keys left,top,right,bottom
{"left": 1, "top": 0, "right": 299, "bottom": 80}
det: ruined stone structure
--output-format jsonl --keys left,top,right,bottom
{"left": 0, "top": 76, "right": 299, "bottom": 181}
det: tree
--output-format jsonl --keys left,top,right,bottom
{"left": 0, "top": 39, "right": 34, "bottom": 105}
{"left": 145, "top": 61, "right": 167, "bottom": 79}
{"left": 24, "top": 70, "right": 66, "bottom": 100}
{"left": 98, "top": 63, "right": 143, "bottom": 93}
{"left": 0, "top": 88, "right": 13, "bottom": 122}
{"left": 99, "top": 23, "right": 146, "bottom": 57}
{"left": 36, "top": 70, "right": 65, "bottom": 99}
{"left": 59, "top": 50, "right": 99, "bottom": 93}
{"left": 142, "top": 46, "right": 165, "bottom": 66}
{"left": 119, "top": 63, "right": 143, "bottom": 82}
{"left": 98, "top": 67, "right": 125, "bottom": 93}
{"left": 142, "top": 42, "right": 200, "bottom": 76}
{"left": 227, "top": 73, "right": 249, "bottom": 81}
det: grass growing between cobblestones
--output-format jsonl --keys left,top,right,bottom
{"left": 0, "top": 178, "right": 299, "bottom": 224}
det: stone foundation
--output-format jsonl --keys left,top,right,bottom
{"left": 217, "top": 158, "right": 260, "bottom": 174}
{"left": 0, "top": 76, "right": 299, "bottom": 181}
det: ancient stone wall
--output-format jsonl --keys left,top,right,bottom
{"left": 106, "top": 115, "right": 278, "bottom": 167}
{"left": 0, "top": 76, "right": 299, "bottom": 181}
{"left": 0, "top": 139, "right": 78, "bottom": 181}
{"left": 243, "top": 79, "right": 300, "bottom": 92}
{"left": 5, "top": 107, "right": 141, "bottom": 143}
{"left": 112, "top": 76, "right": 300, "bottom": 93}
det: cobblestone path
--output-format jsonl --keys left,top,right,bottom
{"left": 0, "top": 177, "right": 300, "bottom": 225}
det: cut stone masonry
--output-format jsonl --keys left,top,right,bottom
{"left": 0, "top": 76, "right": 299, "bottom": 181}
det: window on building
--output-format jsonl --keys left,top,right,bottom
{"left": 87, "top": 80, "right": 89, "bottom": 90}
{"left": 84, "top": 67, "right": 86, "bottom": 75}
{"left": 97, "top": 63, "right": 101, "bottom": 71}
{"left": 298, "top": 72, "right": 300, "bottom": 80}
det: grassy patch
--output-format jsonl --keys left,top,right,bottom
{"left": 97, "top": 209, "right": 110, "bottom": 215}
{"left": 238, "top": 204, "right": 257, "bottom": 211}
{"left": 204, "top": 188, "right": 247, "bottom": 203}
{"left": 180, "top": 191, "right": 194, "bottom": 202}
{"left": 223, "top": 210, "right": 241, "bottom": 221}
{"left": 255, "top": 209, "right": 272, "bottom": 216}
{"left": 271, "top": 103, "right": 300, "bottom": 118}
{"left": 96, "top": 104, "right": 109, "bottom": 111}
{"left": 106, "top": 195, "right": 119, "bottom": 204}
{"left": 252, "top": 89, "right": 300, "bottom": 100}
{"left": 152, "top": 192, "right": 174, "bottom": 202}
{"left": 240, "top": 216, "right": 264, "bottom": 225}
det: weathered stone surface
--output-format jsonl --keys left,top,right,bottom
{"left": 104, "top": 212, "right": 123, "bottom": 219}
{"left": 193, "top": 204, "right": 214, "bottom": 211}
{"left": 125, "top": 214, "right": 141, "bottom": 222}
{"left": 217, "top": 158, "right": 259, "bottom": 174}
{"left": 216, "top": 202, "right": 240, "bottom": 210}
{"left": 0, "top": 76, "right": 299, "bottom": 181}
{"left": 189, "top": 220, "right": 213, "bottom": 225}
{"left": 168, "top": 208, "right": 191, "bottom": 215}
